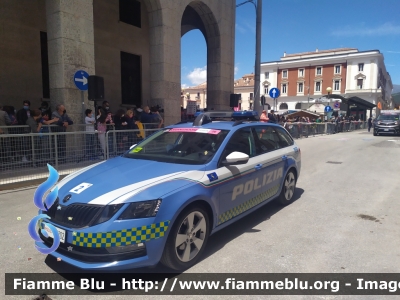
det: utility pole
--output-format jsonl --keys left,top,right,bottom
{"left": 253, "top": 0, "right": 262, "bottom": 115}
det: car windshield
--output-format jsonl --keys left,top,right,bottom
{"left": 123, "top": 128, "right": 230, "bottom": 165}
{"left": 377, "top": 114, "right": 399, "bottom": 120}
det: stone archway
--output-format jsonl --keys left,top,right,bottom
{"left": 181, "top": 1, "right": 231, "bottom": 111}
{"left": 141, "top": 0, "right": 234, "bottom": 125}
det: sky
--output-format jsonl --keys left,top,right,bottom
{"left": 181, "top": 0, "right": 400, "bottom": 90}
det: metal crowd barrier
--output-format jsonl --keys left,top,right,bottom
{"left": 0, "top": 128, "right": 159, "bottom": 185}
{"left": 284, "top": 121, "right": 368, "bottom": 138}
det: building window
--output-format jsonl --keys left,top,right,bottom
{"left": 298, "top": 83, "right": 303, "bottom": 93}
{"left": 335, "top": 65, "right": 341, "bottom": 74}
{"left": 316, "top": 66, "right": 322, "bottom": 75}
{"left": 264, "top": 86, "right": 269, "bottom": 94}
{"left": 298, "top": 68, "right": 304, "bottom": 77}
{"left": 282, "top": 84, "right": 287, "bottom": 94}
{"left": 295, "top": 102, "right": 302, "bottom": 109}
{"left": 197, "top": 92, "right": 200, "bottom": 98}
{"left": 250, "top": 93, "right": 253, "bottom": 100}
{"left": 279, "top": 103, "right": 288, "bottom": 110}
{"left": 334, "top": 80, "right": 340, "bottom": 91}
{"left": 40, "top": 31, "right": 50, "bottom": 99}
{"left": 121, "top": 51, "right": 142, "bottom": 105}
{"left": 315, "top": 81, "right": 321, "bottom": 92}
{"left": 264, "top": 72, "right": 269, "bottom": 79}
{"left": 282, "top": 70, "right": 288, "bottom": 78}
{"left": 357, "top": 79, "right": 363, "bottom": 89}
{"left": 358, "top": 63, "right": 364, "bottom": 72}
{"left": 119, "top": 0, "right": 141, "bottom": 28}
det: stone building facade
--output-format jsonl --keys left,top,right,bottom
{"left": 0, "top": 0, "right": 235, "bottom": 125}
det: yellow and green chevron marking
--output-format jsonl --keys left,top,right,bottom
{"left": 72, "top": 221, "right": 170, "bottom": 248}
{"left": 218, "top": 184, "right": 280, "bottom": 225}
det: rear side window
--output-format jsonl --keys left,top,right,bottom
{"left": 252, "top": 126, "right": 293, "bottom": 155}
{"left": 275, "top": 127, "right": 294, "bottom": 147}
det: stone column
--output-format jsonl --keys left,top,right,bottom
{"left": 46, "top": 0, "right": 95, "bottom": 124}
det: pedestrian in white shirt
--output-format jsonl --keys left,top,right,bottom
{"left": 85, "top": 109, "right": 96, "bottom": 159}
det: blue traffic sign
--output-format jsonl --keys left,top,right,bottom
{"left": 324, "top": 106, "right": 333, "bottom": 112}
{"left": 269, "top": 88, "right": 280, "bottom": 99}
{"left": 73, "top": 70, "right": 89, "bottom": 91}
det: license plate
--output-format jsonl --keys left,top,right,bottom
{"left": 384, "top": 129, "right": 389, "bottom": 131}
{"left": 43, "top": 223, "right": 66, "bottom": 243}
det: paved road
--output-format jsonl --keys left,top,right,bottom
{"left": 1, "top": 129, "right": 400, "bottom": 300}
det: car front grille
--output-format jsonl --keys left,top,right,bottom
{"left": 44, "top": 198, "right": 103, "bottom": 228}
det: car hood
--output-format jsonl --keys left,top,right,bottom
{"left": 55, "top": 157, "right": 205, "bottom": 206}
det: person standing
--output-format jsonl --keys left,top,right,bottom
{"left": 368, "top": 115, "right": 373, "bottom": 132}
{"left": 260, "top": 110, "right": 269, "bottom": 122}
{"left": 16, "top": 100, "right": 32, "bottom": 127}
{"left": 0, "top": 104, "right": 12, "bottom": 163}
{"left": 268, "top": 110, "right": 277, "bottom": 123}
{"left": 52, "top": 104, "right": 73, "bottom": 163}
{"left": 85, "top": 109, "right": 96, "bottom": 159}
{"left": 0, "top": 104, "right": 11, "bottom": 134}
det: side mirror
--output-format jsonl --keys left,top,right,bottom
{"left": 221, "top": 151, "right": 249, "bottom": 166}
{"left": 129, "top": 144, "right": 137, "bottom": 149}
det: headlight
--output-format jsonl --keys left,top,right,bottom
{"left": 118, "top": 199, "right": 162, "bottom": 220}
{"left": 92, "top": 204, "right": 124, "bottom": 225}
{"left": 377, "top": 121, "right": 381, "bottom": 125}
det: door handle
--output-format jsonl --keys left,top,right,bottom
{"left": 255, "top": 164, "right": 262, "bottom": 170}
{"left": 282, "top": 155, "right": 288, "bottom": 161}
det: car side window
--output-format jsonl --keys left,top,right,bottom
{"left": 218, "top": 128, "right": 254, "bottom": 167}
{"left": 275, "top": 127, "right": 294, "bottom": 147}
{"left": 252, "top": 126, "right": 282, "bottom": 155}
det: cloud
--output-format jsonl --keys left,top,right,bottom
{"left": 386, "top": 50, "right": 400, "bottom": 54}
{"left": 243, "top": 20, "right": 255, "bottom": 33}
{"left": 234, "top": 65, "right": 239, "bottom": 75}
{"left": 331, "top": 22, "right": 400, "bottom": 37}
{"left": 187, "top": 66, "right": 207, "bottom": 85}
{"left": 181, "top": 83, "right": 189, "bottom": 89}
{"left": 236, "top": 23, "right": 246, "bottom": 34}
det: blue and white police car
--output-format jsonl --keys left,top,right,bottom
{"left": 37, "top": 111, "right": 301, "bottom": 271}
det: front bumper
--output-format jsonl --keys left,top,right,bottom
{"left": 37, "top": 217, "right": 171, "bottom": 271}
{"left": 375, "top": 125, "right": 400, "bottom": 134}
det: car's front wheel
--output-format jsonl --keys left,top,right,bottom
{"left": 161, "top": 205, "right": 210, "bottom": 271}
{"left": 276, "top": 170, "right": 297, "bottom": 206}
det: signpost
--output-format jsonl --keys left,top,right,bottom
{"left": 324, "top": 105, "right": 333, "bottom": 120}
{"left": 269, "top": 88, "right": 280, "bottom": 111}
{"left": 73, "top": 70, "right": 89, "bottom": 123}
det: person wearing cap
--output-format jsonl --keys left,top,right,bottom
{"left": 260, "top": 110, "right": 269, "bottom": 122}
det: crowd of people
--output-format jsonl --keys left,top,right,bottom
{"left": 1, "top": 101, "right": 369, "bottom": 165}
{"left": 0, "top": 100, "right": 164, "bottom": 164}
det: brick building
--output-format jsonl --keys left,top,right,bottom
{"left": 260, "top": 48, "right": 393, "bottom": 118}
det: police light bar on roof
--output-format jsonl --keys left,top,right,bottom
{"left": 193, "top": 111, "right": 258, "bottom": 118}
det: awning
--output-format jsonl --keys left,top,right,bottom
{"left": 322, "top": 94, "right": 376, "bottom": 110}
{"left": 286, "top": 110, "right": 321, "bottom": 119}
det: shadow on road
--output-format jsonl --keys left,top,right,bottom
{"left": 200, "top": 188, "right": 304, "bottom": 262}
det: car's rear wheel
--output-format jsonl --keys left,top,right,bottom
{"left": 160, "top": 205, "right": 210, "bottom": 271}
{"left": 276, "top": 170, "right": 297, "bottom": 206}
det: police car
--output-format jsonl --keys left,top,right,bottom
{"left": 37, "top": 111, "right": 301, "bottom": 271}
